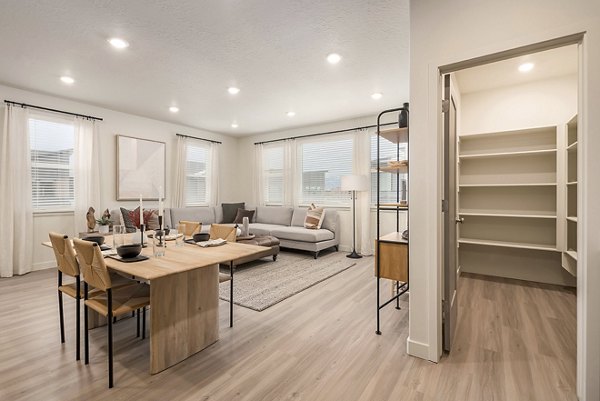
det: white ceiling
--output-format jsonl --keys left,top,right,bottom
{"left": 0, "top": 0, "right": 410, "bottom": 135}
{"left": 455, "top": 45, "right": 578, "bottom": 94}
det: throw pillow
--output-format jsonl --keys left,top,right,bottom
{"left": 304, "top": 203, "right": 325, "bottom": 229}
{"left": 222, "top": 202, "right": 245, "bottom": 223}
{"left": 120, "top": 207, "right": 160, "bottom": 232}
{"left": 233, "top": 208, "right": 255, "bottom": 224}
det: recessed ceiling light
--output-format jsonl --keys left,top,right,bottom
{"left": 60, "top": 76, "right": 75, "bottom": 85}
{"left": 371, "top": 92, "right": 383, "bottom": 100}
{"left": 228, "top": 87, "right": 240, "bottom": 95}
{"left": 108, "top": 37, "right": 129, "bottom": 49}
{"left": 231, "top": 122, "right": 239, "bottom": 128}
{"left": 327, "top": 53, "right": 342, "bottom": 64}
{"left": 286, "top": 111, "right": 296, "bottom": 117}
{"left": 169, "top": 106, "right": 179, "bottom": 113}
{"left": 518, "top": 62, "right": 534, "bottom": 72}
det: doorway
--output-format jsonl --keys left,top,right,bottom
{"left": 440, "top": 41, "right": 581, "bottom": 394}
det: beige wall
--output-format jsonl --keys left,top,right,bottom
{"left": 0, "top": 84, "right": 239, "bottom": 270}
{"left": 410, "top": 0, "right": 599, "bottom": 399}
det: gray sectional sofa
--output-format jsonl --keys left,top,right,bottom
{"left": 109, "top": 205, "right": 340, "bottom": 258}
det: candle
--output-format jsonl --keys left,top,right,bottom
{"left": 159, "top": 186, "right": 164, "bottom": 217}
{"left": 139, "top": 194, "right": 144, "bottom": 225}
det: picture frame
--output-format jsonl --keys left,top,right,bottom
{"left": 116, "top": 135, "right": 166, "bottom": 200}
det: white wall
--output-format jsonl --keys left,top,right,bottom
{"left": 461, "top": 74, "right": 578, "bottom": 133}
{"left": 235, "top": 115, "right": 406, "bottom": 252}
{"left": 410, "top": 1, "right": 599, "bottom": 399}
{"left": 0, "top": 84, "right": 239, "bottom": 270}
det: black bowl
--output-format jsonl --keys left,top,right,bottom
{"left": 192, "top": 233, "right": 210, "bottom": 242}
{"left": 116, "top": 244, "right": 142, "bottom": 259}
{"left": 83, "top": 235, "right": 105, "bottom": 246}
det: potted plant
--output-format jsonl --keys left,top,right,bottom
{"left": 96, "top": 216, "right": 111, "bottom": 234}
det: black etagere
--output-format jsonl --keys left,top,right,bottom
{"left": 376, "top": 103, "right": 409, "bottom": 335}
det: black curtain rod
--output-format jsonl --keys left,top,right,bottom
{"left": 254, "top": 122, "right": 397, "bottom": 145}
{"left": 176, "top": 133, "right": 222, "bottom": 144}
{"left": 4, "top": 100, "right": 103, "bottom": 121}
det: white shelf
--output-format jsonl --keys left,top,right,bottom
{"left": 567, "top": 181, "right": 578, "bottom": 185}
{"left": 565, "top": 250, "right": 578, "bottom": 261}
{"left": 460, "top": 183, "right": 557, "bottom": 188}
{"left": 379, "top": 231, "right": 408, "bottom": 244}
{"left": 459, "top": 211, "right": 556, "bottom": 219}
{"left": 458, "top": 238, "right": 557, "bottom": 252}
{"left": 460, "top": 126, "right": 555, "bottom": 139}
{"left": 567, "top": 216, "right": 578, "bottom": 223}
{"left": 459, "top": 149, "right": 556, "bottom": 159}
{"left": 567, "top": 141, "right": 578, "bottom": 151}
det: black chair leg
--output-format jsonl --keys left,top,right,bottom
{"left": 84, "top": 282, "right": 89, "bottom": 365}
{"left": 58, "top": 290, "right": 65, "bottom": 343}
{"left": 76, "top": 277, "right": 81, "bottom": 361}
{"left": 142, "top": 307, "right": 146, "bottom": 340}
{"left": 136, "top": 309, "right": 140, "bottom": 338}
{"left": 230, "top": 261, "right": 234, "bottom": 328}
{"left": 107, "top": 289, "right": 114, "bottom": 388}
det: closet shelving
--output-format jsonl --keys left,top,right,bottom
{"left": 375, "top": 104, "right": 409, "bottom": 336}
{"left": 562, "top": 115, "right": 578, "bottom": 275}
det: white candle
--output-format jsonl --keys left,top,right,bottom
{"left": 139, "top": 194, "right": 144, "bottom": 225}
{"left": 158, "top": 186, "right": 164, "bottom": 217}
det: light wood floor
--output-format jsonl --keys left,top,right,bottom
{"left": 0, "top": 258, "right": 576, "bottom": 401}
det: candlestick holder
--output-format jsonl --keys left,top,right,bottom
{"left": 158, "top": 215, "right": 166, "bottom": 247}
{"left": 140, "top": 223, "right": 146, "bottom": 248}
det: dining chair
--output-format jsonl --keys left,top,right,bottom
{"left": 179, "top": 220, "right": 202, "bottom": 238}
{"left": 49, "top": 232, "right": 139, "bottom": 361}
{"left": 73, "top": 238, "right": 150, "bottom": 388}
{"left": 209, "top": 224, "right": 237, "bottom": 327}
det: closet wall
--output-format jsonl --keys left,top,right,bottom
{"left": 457, "top": 74, "right": 577, "bottom": 286}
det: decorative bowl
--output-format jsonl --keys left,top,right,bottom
{"left": 192, "top": 233, "right": 210, "bottom": 243}
{"left": 116, "top": 244, "right": 142, "bottom": 259}
{"left": 83, "top": 235, "right": 105, "bottom": 246}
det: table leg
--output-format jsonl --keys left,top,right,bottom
{"left": 149, "top": 265, "right": 219, "bottom": 374}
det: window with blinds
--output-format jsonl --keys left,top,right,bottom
{"left": 185, "top": 141, "right": 211, "bottom": 206}
{"left": 29, "top": 116, "right": 75, "bottom": 211}
{"left": 371, "top": 135, "right": 408, "bottom": 204}
{"left": 299, "top": 136, "right": 353, "bottom": 206}
{"left": 262, "top": 144, "right": 284, "bottom": 205}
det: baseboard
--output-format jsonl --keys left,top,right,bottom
{"left": 406, "top": 337, "right": 430, "bottom": 360}
{"left": 32, "top": 260, "right": 55, "bottom": 272}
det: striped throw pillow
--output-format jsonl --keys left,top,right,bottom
{"left": 304, "top": 204, "right": 325, "bottom": 229}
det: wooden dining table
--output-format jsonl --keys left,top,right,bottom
{"left": 43, "top": 236, "right": 270, "bottom": 374}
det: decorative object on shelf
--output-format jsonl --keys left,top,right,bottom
{"left": 86, "top": 207, "right": 96, "bottom": 233}
{"left": 242, "top": 216, "right": 250, "bottom": 237}
{"left": 96, "top": 210, "right": 111, "bottom": 234}
{"left": 341, "top": 175, "right": 368, "bottom": 258}
{"left": 116, "top": 135, "right": 166, "bottom": 200}
{"left": 304, "top": 203, "right": 326, "bottom": 230}
{"left": 398, "top": 102, "right": 409, "bottom": 128}
{"left": 402, "top": 230, "right": 409, "bottom": 240}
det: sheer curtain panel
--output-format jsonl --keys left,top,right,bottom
{"left": 253, "top": 143, "right": 265, "bottom": 206}
{"left": 0, "top": 105, "right": 33, "bottom": 277}
{"left": 173, "top": 135, "right": 187, "bottom": 208}
{"left": 355, "top": 129, "right": 373, "bottom": 255}
{"left": 74, "top": 117, "right": 101, "bottom": 234}
{"left": 208, "top": 142, "right": 220, "bottom": 206}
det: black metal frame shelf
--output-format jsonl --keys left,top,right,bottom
{"left": 376, "top": 104, "right": 410, "bottom": 336}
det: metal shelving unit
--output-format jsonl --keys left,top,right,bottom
{"left": 375, "top": 103, "right": 409, "bottom": 335}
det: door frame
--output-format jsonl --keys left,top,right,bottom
{"left": 436, "top": 33, "right": 586, "bottom": 392}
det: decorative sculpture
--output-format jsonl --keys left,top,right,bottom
{"left": 86, "top": 207, "right": 96, "bottom": 232}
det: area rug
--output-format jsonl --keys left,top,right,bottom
{"left": 219, "top": 251, "right": 357, "bottom": 311}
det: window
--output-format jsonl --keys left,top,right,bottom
{"left": 299, "top": 136, "right": 353, "bottom": 206}
{"left": 29, "top": 116, "right": 75, "bottom": 211}
{"left": 262, "top": 144, "right": 284, "bottom": 205}
{"left": 371, "top": 135, "right": 408, "bottom": 204}
{"left": 185, "top": 141, "right": 211, "bottom": 206}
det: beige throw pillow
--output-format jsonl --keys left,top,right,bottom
{"left": 304, "top": 204, "right": 325, "bottom": 229}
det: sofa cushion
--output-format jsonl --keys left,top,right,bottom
{"left": 321, "top": 210, "right": 338, "bottom": 234}
{"left": 170, "top": 207, "right": 216, "bottom": 225}
{"left": 120, "top": 207, "right": 160, "bottom": 232}
{"left": 222, "top": 202, "right": 245, "bottom": 223}
{"left": 248, "top": 223, "right": 282, "bottom": 236}
{"left": 255, "top": 206, "right": 293, "bottom": 226}
{"left": 291, "top": 208, "right": 307, "bottom": 227}
{"left": 271, "top": 226, "right": 334, "bottom": 243}
{"left": 233, "top": 208, "right": 255, "bottom": 224}
{"left": 304, "top": 204, "right": 325, "bottom": 229}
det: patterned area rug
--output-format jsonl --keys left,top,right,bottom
{"left": 219, "top": 251, "right": 357, "bottom": 311}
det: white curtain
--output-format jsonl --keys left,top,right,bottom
{"left": 0, "top": 105, "right": 33, "bottom": 277}
{"left": 283, "top": 139, "right": 297, "bottom": 207}
{"left": 173, "top": 135, "right": 187, "bottom": 208}
{"left": 74, "top": 118, "right": 101, "bottom": 234}
{"left": 209, "top": 142, "right": 220, "bottom": 206}
{"left": 252, "top": 143, "right": 265, "bottom": 206}
{"left": 355, "top": 128, "right": 373, "bottom": 255}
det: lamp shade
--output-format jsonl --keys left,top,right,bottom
{"left": 341, "top": 174, "right": 368, "bottom": 191}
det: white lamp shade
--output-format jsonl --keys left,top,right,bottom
{"left": 341, "top": 175, "right": 368, "bottom": 191}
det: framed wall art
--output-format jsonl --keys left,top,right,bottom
{"left": 116, "top": 135, "right": 166, "bottom": 200}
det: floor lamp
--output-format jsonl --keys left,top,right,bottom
{"left": 341, "top": 174, "right": 368, "bottom": 259}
